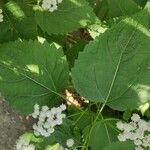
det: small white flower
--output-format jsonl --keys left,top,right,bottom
{"left": 134, "top": 139, "right": 142, "bottom": 146}
{"left": 43, "top": 122, "right": 50, "bottom": 129}
{"left": 39, "top": 111, "right": 46, "bottom": 118}
{"left": 32, "top": 104, "right": 40, "bottom": 118}
{"left": 61, "top": 113, "right": 66, "bottom": 118}
{"left": 117, "top": 134, "right": 127, "bottom": 142}
{"left": 43, "top": 132, "right": 51, "bottom": 137}
{"left": 34, "top": 131, "right": 40, "bottom": 136}
{"left": 34, "top": 104, "right": 39, "bottom": 110}
{"left": 66, "top": 138, "right": 75, "bottom": 148}
{"left": 138, "top": 119, "right": 147, "bottom": 131}
{"left": 37, "top": 126, "right": 44, "bottom": 133}
{"left": 32, "top": 112, "right": 38, "bottom": 119}
{"left": 129, "top": 133, "right": 137, "bottom": 140}
{"left": 51, "top": 107, "right": 58, "bottom": 114}
{"left": 22, "top": 144, "right": 35, "bottom": 150}
{"left": 116, "top": 113, "right": 150, "bottom": 150}
{"left": 129, "top": 121, "right": 137, "bottom": 130}
{"left": 142, "top": 135, "right": 150, "bottom": 147}
{"left": 60, "top": 104, "right": 66, "bottom": 111}
{"left": 123, "top": 131, "right": 134, "bottom": 140}
{"left": 42, "top": 0, "right": 51, "bottom": 10}
{"left": 47, "top": 127, "right": 55, "bottom": 134}
{"left": 46, "top": 110, "right": 52, "bottom": 117}
{"left": 123, "top": 123, "right": 134, "bottom": 132}
{"left": 57, "top": 113, "right": 66, "bottom": 120}
{"left": 37, "top": 120, "right": 43, "bottom": 126}
{"left": 134, "top": 128, "right": 144, "bottom": 140}
{"left": 57, "top": 0, "right": 63, "bottom": 3}
{"left": 147, "top": 122, "right": 150, "bottom": 131}
{"left": 28, "top": 144, "right": 35, "bottom": 150}
{"left": 32, "top": 104, "right": 66, "bottom": 137}
{"left": 116, "top": 121, "right": 124, "bottom": 131}
{"left": 49, "top": 4, "right": 57, "bottom": 12}
{"left": 16, "top": 136, "right": 35, "bottom": 150}
{"left": 131, "top": 114, "right": 140, "bottom": 122}
{"left": 18, "top": 137, "right": 30, "bottom": 146}
{"left": 42, "top": 0, "right": 63, "bottom": 12}
{"left": 56, "top": 107, "right": 62, "bottom": 113}
{"left": 40, "top": 129, "right": 47, "bottom": 136}
{"left": 33, "top": 124, "right": 38, "bottom": 130}
{"left": 135, "top": 146, "right": 144, "bottom": 150}
{"left": 38, "top": 116, "right": 45, "bottom": 122}
{"left": 55, "top": 118, "right": 63, "bottom": 125}
{"left": 42, "top": 105, "right": 49, "bottom": 112}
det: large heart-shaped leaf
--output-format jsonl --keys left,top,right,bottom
{"left": 35, "top": 0, "right": 97, "bottom": 35}
{"left": 83, "top": 120, "right": 118, "bottom": 150}
{"left": 0, "top": 41, "right": 69, "bottom": 114}
{"left": 72, "top": 11, "right": 150, "bottom": 111}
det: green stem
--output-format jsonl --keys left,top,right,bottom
{"left": 82, "top": 104, "right": 102, "bottom": 150}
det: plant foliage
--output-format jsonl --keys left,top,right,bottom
{"left": 0, "top": 0, "right": 150, "bottom": 149}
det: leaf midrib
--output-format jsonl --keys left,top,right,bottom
{"left": 105, "top": 23, "right": 139, "bottom": 102}
{"left": 0, "top": 61, "right": 61, "bottom": 98}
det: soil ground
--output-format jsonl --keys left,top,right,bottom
{"left": 0, "top": 94, "right": 26, "bottom": 150}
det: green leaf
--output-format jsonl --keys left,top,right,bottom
{"left": 132, "top": 1, "right": 150, "bottom": 30}
{"left": 65, "top": 40, "right": 88, "bottom": 68}
{"left": 95, "top": 0, "right": 140, "bottom": 20}
{"left": 86, "top": 0, "right": 97, "bottom": 8}
{"left": 133, "top": 0, "right": 148, "bottom": 7}
{"left": 0, "top": 40, "right": 69, "bottom": 114}
{"left": 102, "top": 141, "right": 135, "bottom": 150}
{"left": 37, "top": 27, "right": 66, "bottom": 46}
{"left": 68, "top": 106, "right": 95, "bottom": 130}
{"left": 72, "top": 12, "right": 150, "bottom": 111}
{"left": 83, "top": 120, "right": 118, "bottom": 150}
{"left": 45, "top": 143, "right": 64, "bottom": 150}
{"left": 0, "top": 0, "right": 37, "bottom": 43}
{"left": 123, "top": 109, "right": 132, "bottom": 121}
{"left": 54, "top": 119, "right": 81, "bottom": 148}
{"left": 35, "top": 0, "right": 97, "bottom": 35}
{"left": 95, "top": 0, "right": 108, "bottom": 20}
{"left": 37, "top": 135, "right": 57, "bottom": 150}
{"left": 21, "top": 132, "right": 42, "bottom": 143}
{"left": 20, "top": 132, "right": 57, "bottom": 150}
{"left": 145, "top": 107, "right": 150, "bottom": 118}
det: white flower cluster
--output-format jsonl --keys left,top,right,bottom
{"left": 16, "top": 136, "right": 35, "bottom": 150}
{"left": 32, "top": 104, "right": 66, "bottom": 137}
{"left": 42, "top": 0, "right": 63, "bottom": 12}
{"left": 0, "top": 9, "right": 4, "bottom": 22}
{"left": 116, "top": 113, "right": 150, "bottom": 150}
{"left": 66, "top": 138, "right": 75, "bottom": 148}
